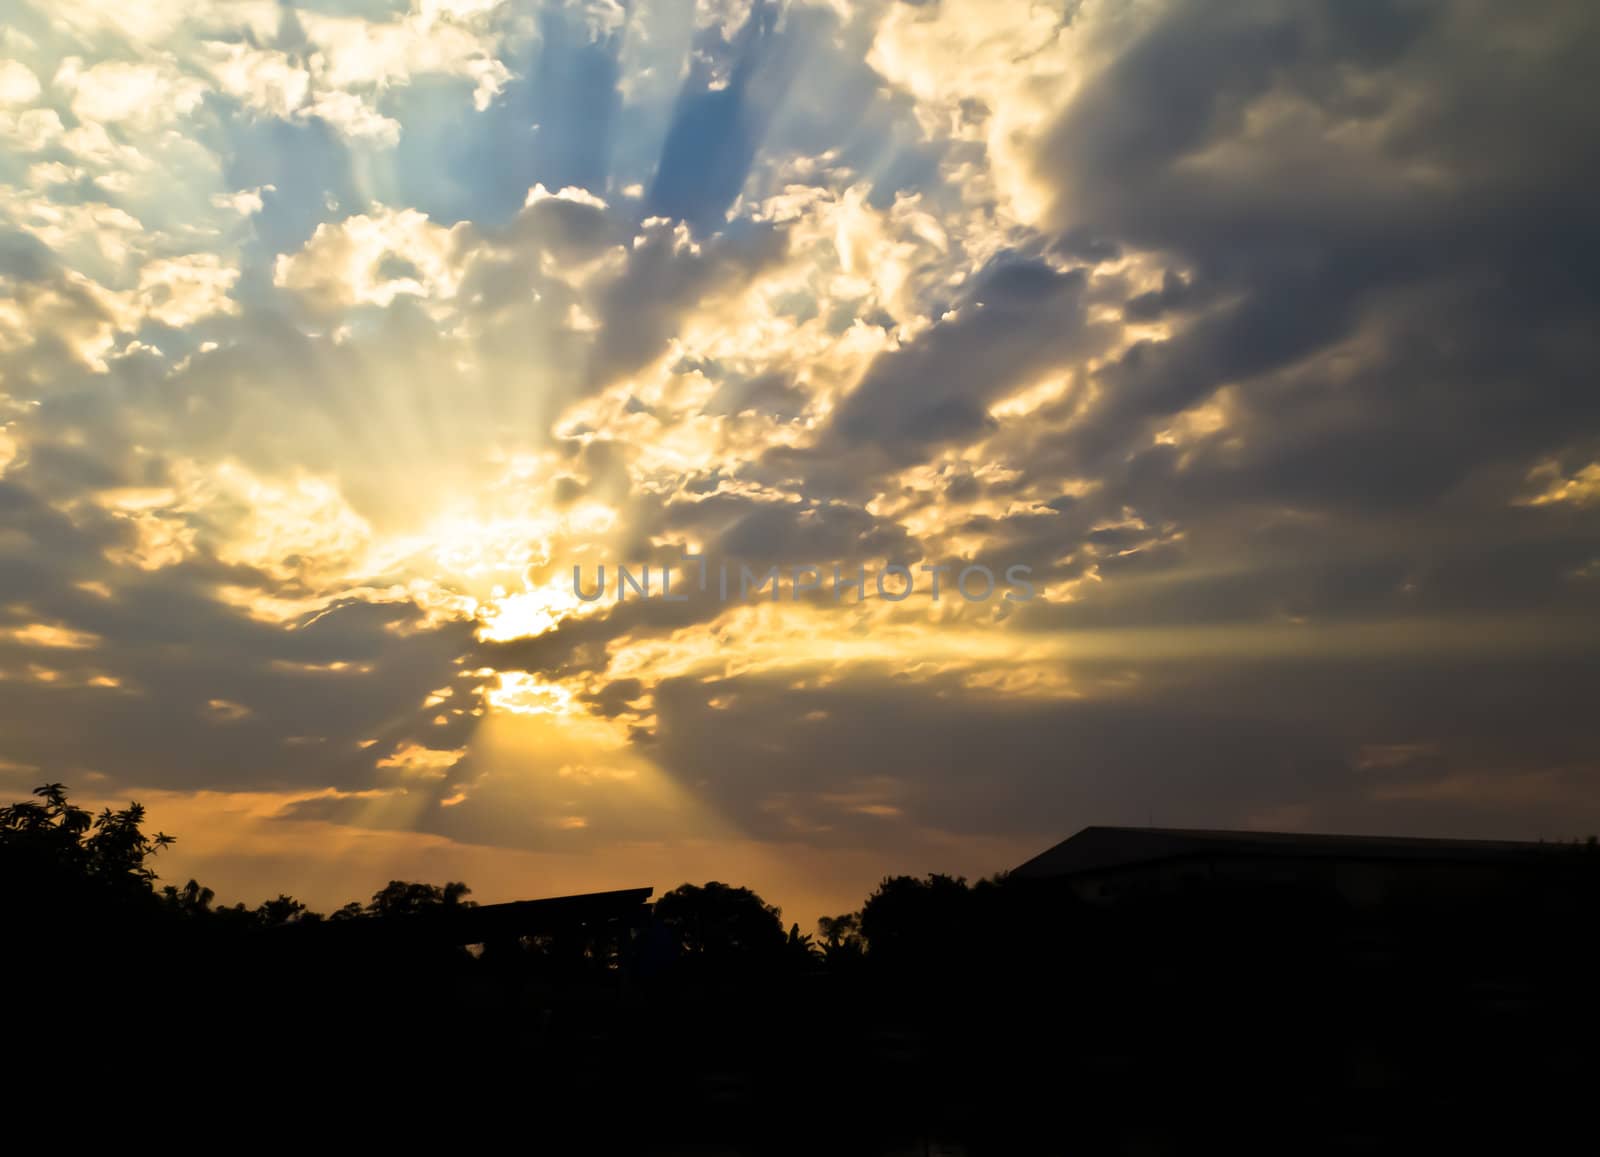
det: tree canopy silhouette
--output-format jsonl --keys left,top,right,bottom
{"left": 1, "top": 783, "right": 176, "bottom": 932}
{"left": 653, "top": 880, "right": 787, "bottom": 965}
{"left": 859, "top": 873, "right": 973, "bottom": 965}
{"left": 0, "top": 782, "right": 175, "bottom": 891}
{"left": 366, "top": 878, "right": 475, "bottom": 918}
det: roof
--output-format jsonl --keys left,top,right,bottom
{"left": 450, "top": 886, "right": 654, "bottom": 942}
{"left": 1010, "top": 826, "right": 1564, "bottom": 881}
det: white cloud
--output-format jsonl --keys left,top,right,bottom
{"left": 0, "top": 60, "right": 42, "bottom": 105}
{"left": 210, "top": 186, "right": 272, "bottom": 216}
{"left": 525, "top": 184, "right": 609, "bottom": 210}
{"left": 298, "top": 3, "right": 513, "bottom": 112}
{"left": 150, "top": 459, "right": 377, "bottom": 589}
{"left": 1, "top": 189, "right": 147, "bottom": 272}
{"left": 201, "top": 42, "right": 311, "bottom": 118}
{"left": 136, "top": 254, "right": 240, "bottom": 327}
{"left": 299, "top": 88, "right": 402, "bottom": 146}
{"left": 867, "top": 0, "right": 1090, "bottom": 226}
{"left": 0, "top": 108, "right": 63, "bottom": 152}
{"left": 25, "top": 0, "right": 282, "bottom": 45}
{"left": 273, "top": 207, "right": 469, "bottom": 312}
{"left": 55, "top": 57, "right": 209, "bottom": 129}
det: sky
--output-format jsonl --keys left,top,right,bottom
{"left": 1, "top": 0, "right": 1598, "bottom": 929}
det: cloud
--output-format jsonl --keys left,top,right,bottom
{"left": 135, "top": 254, "right": 240, "bottom": 327}
{"left": 55, "top": 58, "right": 208, "bottom": 129}
{"left": 273, "top": 207, "right": 469, "bottom": 313}
{"left": 820, "top": 255, "right": 1100, "bottom": 462}
{"left": 2, "top": 0, "right": 1598, "bottom": 930}
{"left": 0, "top": 61, "right": 42, "bottom": 106}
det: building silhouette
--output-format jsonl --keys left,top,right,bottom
{"left": 1011, "top": 825, "right": 1575, "bottom": 909}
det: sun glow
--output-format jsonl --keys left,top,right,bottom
{"left": 486, "top": 671, "right": 578, "bottom": 717}
{"left": 363, "top": 492, "right": 621, "bottom": 645}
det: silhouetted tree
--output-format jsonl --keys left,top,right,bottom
{"left": 653, "top": 881, "right": 786, "bottom": 965}
{"left": 859, "top": 873, "right": 972, "bottom": 967}
{"left": 162, "top": 877, "right": 215, "bottom": 915}
{"left": 819, "top": 908, "right": 870, "bottom": 966}
{"left": 367, "top": 879, "right": 475, "bottom": 918}
{"left": 786, "top": 921, "right": 821, "bottom": 965}
{"left": 256, "top": 893, "right": 310, "bottom": 926}
{"left": 0, "top": 782, "right": 174, "bottom": 896}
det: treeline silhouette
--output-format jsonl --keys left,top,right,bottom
{"left": 4, "top": 783, "right": 1597, "bottom": 1153}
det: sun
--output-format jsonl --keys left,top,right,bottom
{"left": 366, "top": 482, "right": 622, "bottom": 644}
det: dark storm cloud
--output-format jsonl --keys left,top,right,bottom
{"left": 1028, "top": 0, "right": 1600, "bottom": 484}
{"left": 632, "top": 640, "right": 1600, "bottom": 849}
{"left": 682, "top": 494, "right": 918, "bottom": 567}
{"left": 820, "top": 257, "right": 1101, "bottom": 462}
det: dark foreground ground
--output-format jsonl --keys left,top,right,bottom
{"left": 13, "top": 877, "right": 1596, "bottom": 1153}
